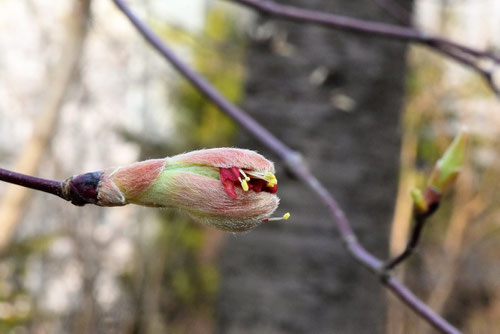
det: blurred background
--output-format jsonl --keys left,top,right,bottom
{"left": 0, "top": 0, "right": 498, "bottom": 333}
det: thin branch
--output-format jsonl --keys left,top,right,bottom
{"left": 385, "top": 187, "right": 442, "bottom": 270}
{"left": 111, "top": 1, "right": 461, "bottom": 333}
{"left": 234, "top": 0, "right": 422, "bottom": 41}
{"left": 0, "top": 168, "right": 64, "bottom": 199}
{"left": 435, "top": 37, "right": 500, "bottom": 63}
{"left": 384, "top": 215, "right": 427, "bottom": 270}
{"left": 0, "top": 167, "right": 104, "bottom": 207}
{"left": 433, "top": 44, "right": 500, "bottom": 96}
{"left": 385, "top": 276, "right": 460, "bottom": 334}
{"left": 229, "top": 0, "right": 499, "bottom": 96}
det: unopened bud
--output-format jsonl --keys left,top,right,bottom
{"left": 429, "top": 129, "right": 467, "bottom": 194}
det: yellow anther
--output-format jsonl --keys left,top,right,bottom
{"left": 264, "top": 212, "right": 291, "bottom": 222}
{"left": 238, "top": 177, "right": 249, "bottom": 191}
{"left": 246, "top": 170, "right": 278, "bottom": 186}
{"left": 264, "top": 172, "right": 278, "bottom": 185}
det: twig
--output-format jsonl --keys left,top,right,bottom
{"left": 110, "top": 1, "right": 461, "bottom": 333}
{"left": 0, "top": 167, "right": 106, "bottom": 207}
{"left": 434, "top": 43, "right": 500, "bottom": 96}
{"left": 229, "top": 0, "right": 499, "bottom": 96}
{"left": 385, "top": 187, "right": 442, "bottom": 270}
{"left": 0, "top": 168, "right": 64, "bottom": 199}
{"left": 368, "top": 0, "right": 500, "bottom": 94}
{"left": 384, "top": 215, "right": 427, "bottom": 270}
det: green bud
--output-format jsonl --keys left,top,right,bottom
{"left": 429, "top": 130, "right": 467, "bottom": 194}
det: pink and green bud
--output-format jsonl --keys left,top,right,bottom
{"left": 428, "top": 130, "right": 467, "bottom": 194}
{"left": 65, "top": 148, "right": 288, "bottom": 232}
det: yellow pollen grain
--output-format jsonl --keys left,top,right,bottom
{"left": 283, "top": 212, "right": 290, "bottom": 220}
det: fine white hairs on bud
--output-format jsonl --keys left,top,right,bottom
{"left": 91, "top": 148, "right": 289, "bottom": 232}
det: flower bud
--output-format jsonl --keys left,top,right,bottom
{"left": 95, "top": 148, "right": 282, "bottom": 232}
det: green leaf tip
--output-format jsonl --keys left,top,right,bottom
{"left": 429, "top": 129, "right": 468, "bottom": 194}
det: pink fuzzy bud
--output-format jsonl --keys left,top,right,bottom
{"left": 91, "top": 148, "right": 282, "bottom": 232}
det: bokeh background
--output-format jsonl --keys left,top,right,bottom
{"left": 0, "top": 0, "right": 499, "bottom": 333}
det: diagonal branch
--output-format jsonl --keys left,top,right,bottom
{"left": 111, "top": 1, "right": 461, "bottom": 333}
{"left": 229, "top": 0, "right": 499, "bottom": 96}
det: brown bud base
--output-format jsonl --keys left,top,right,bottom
{"left": 62, "top": 172, "right": 102, "bottom": 206}
{"left": 420, "top": 187, "right": 442, "bottom": 218}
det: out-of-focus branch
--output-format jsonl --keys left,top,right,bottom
{"left": 0, "top": 0, "right": 92, "bottom": 254}
{"left": 384, "top": 212, "right": 431, "bottom": 270}
{"left": 228, "top": 0, "right": 499, "bottom": 96}
{"left": 111, "top": 1, "right": 460, "bottom": 333}
{"left": 384, "top": 189, "right": 441, "bottom": 270}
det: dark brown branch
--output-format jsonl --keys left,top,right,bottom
{"left": 229, "top": 0, "right": 499, "bottom": 96}
{"left": 384, "top": 215, "right": 427, "bottom": 270}
{"left": 385, "top": 188, "right": 442, "bottom": 270}
{"left": 111, "top": 1, "right": 461, "bottom": 333}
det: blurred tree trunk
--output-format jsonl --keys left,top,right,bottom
{"left": 218, "top": 1, "right": 412, "bottom": 333}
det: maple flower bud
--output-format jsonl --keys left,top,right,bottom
{"left": 67, "top": 148, "right": 285, "bottom": 232}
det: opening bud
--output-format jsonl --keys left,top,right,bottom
{"left": 91, "top": 148, "right": 287, "bottom": 232}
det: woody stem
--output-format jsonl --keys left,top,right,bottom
{"left": 0, "top": 168, "right": 64, "bottom": 199}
